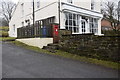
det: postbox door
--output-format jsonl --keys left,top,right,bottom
{"left": 53, "top": 25, "right": 59, "bottom": 36}
{"left": 53, "top": 24, "right": 59, "bottom": 43}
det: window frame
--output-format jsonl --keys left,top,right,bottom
{"left": 37, "top": 0, "right": 40, "bottom": 8}
{"left": 13, "top": 24, "right": 15, "bottom": 32}
{"left": 91, "top": 0, "right": 95, "bottom": 10}
{"left": 89, "top": 17, "right": 98, "bottom": 34}
{"left": 65, "top": 12, "right": 79, "bottom": 34}
{"left": 21, "top": 3, "right": 24, "bottom": 16}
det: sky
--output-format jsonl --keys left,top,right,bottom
{"left": 11, "top": 0, "right": 19, "bottom": 3}
{"left": 11, "top": 0, "right": 120, "bottom": 4}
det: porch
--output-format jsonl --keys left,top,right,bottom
{"left": 60, "top": 2, "right": 103, "bottom": 35}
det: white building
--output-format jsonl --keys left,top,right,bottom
{"left": 9, "top": 0, "right": 103, "bottom": 37}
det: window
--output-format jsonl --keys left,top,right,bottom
{"left": 91, "top": 0, "right": 94, "bottom": 10}
{"left": 89, "top": 18, "right": 98, "bottom": 34}
{"left": 21, "top": 3, "right": 24, "bottom": 16}
{"left": 37, "top": 0, "right": 40, "bottom": 8}
{"left": 67, "top": 0, "right": 73, "bottom": 4}
{"left": 13, "top": 24, "right": 15, "bottom": 32}
{"left": 65, "top": 12, "right": 79, "bottom": 33}
{"left": 22, "top": 22, "right": 24, "bottom": 27}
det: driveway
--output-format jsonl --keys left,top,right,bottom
{"left": 2, "top": 42, "right": 118, "bottom": 78}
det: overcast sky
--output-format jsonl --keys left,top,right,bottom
{"left": 11, "top": 0, "right": 120, "bottom": 4}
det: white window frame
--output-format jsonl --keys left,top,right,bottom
{"left": 81, "top": 19, "right": 86, "bottom": 34}
{"left": 37, "top": 0, "right": 40, "bottom": 8}
{"left": 64, "top": 12, "right": 79, "bottom": 34}
{"left": 89, "top": 18, "right": 98, "bottom": 34}
{"left": 13, "top": 24, "right": 15, "bottom": 32}
{"left": 22, "top": 22, "right": 24, "bottom": 27}
{"left": 21, "top": 3, "right": 24, "bottom": 16}
{"left": 91, "top": 0, "right": 95, "bottom": 10}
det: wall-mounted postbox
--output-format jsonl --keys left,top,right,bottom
{"left": 52, "top": 24, "right": 59, "bottom": 43}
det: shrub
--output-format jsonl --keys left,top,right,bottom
{"left": 1, "top": 32, "right": 8, "bottom": 37}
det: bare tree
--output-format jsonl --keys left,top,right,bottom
{"left": 102, "top": 1, "right": 120, "bottom": 31}
{"left": 1, "top": 0, "right": 16, "bottom": 26}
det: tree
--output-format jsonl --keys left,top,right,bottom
{"left": 1, "top": 0, "right": 16, "bottom": 26}
{"left": 0, "top": 18, "right": 8, "bottom": 26}
{"left": 102, "top": 1, "right": 120, "bottom": 31}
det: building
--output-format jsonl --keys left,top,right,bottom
{"left": 101, "top": 19, "right": 112, "bottom": 30}
{"left": 9, "top": 0, "right": 103, "bottom": 37}
{"left": 8, "top": 0, "right": 103, "bottom": 48}
{"left": 101, "top": 18, "right": 120, "bottom": 31}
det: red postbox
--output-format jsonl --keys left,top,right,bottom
{"left": 52, "top": 24, "right": 59, "bottom": 43}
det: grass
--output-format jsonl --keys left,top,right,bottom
{"left": 10, "top": 40, "right": 120, "bottom": 70}
{"left": 0, "top": 26, "right": 9, "bottom": 31}
{"left": 0, "top": 37, "right": 16, "bottom": 41}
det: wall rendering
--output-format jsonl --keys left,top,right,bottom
{"left": 16, "top": 38, "right": 53, "bottom": 48}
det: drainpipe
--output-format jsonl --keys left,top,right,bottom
{"left": 58, "top": 0, "right": 60, "bottom": 29}
{"left": 33, "top": 0, "right": 35, "bottom": 27}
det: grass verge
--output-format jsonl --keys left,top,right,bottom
{"left": 10, "top": 40, "right": 120, "bottom": 70}
{"left": 0, "top": 37, "right": 16, "bottom": 41}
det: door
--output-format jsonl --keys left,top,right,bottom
{"left": 81, "top": 20, "right": 87, "bottom": 34}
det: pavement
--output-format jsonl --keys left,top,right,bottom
{"left": 2, "top": 41, "right": 119, "bottom": 78}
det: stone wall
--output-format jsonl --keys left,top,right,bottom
{"left": 59, "top": 31, "right": 119, "bottom": 62}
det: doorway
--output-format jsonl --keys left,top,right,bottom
{"left": 81, "top": 19, "right": 87, "bottom": 34}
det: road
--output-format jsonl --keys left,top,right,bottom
{"left": 2, "top": 42, "right": 118, "bottom": 78}
{"left": 0, "top": 41, "right": 2, "bottom": 79}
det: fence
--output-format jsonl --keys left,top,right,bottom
{"left": 17, "top": 23, "right": 53, "bottom": 38}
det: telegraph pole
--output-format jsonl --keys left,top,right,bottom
{"left": 33, "top": 0, "right": 35, "bottom": 27}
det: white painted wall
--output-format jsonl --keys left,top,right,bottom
{"left": 16, "top": 38, "right": 53, "bottom": 48}
{"left": 9, "top": 0, "right": 102, "bottom": 37}
{"left": 61, "top": 0, "right": 101, "bottom": 12}
{"left": 9, "top": 0, "right": 59, "bottom": 37}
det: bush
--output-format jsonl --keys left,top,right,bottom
{"left": 102, "top": 30, "right": 120, "bottom": 36}
{"left": 1, "top": 32, "right": 8, "bottom": 37}
{"left": 0, "top": 26, "right": 9, "bottom": 37}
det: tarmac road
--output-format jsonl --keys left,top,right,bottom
{"left": 2, "top": 42, "right": 118, "bottom": 78}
